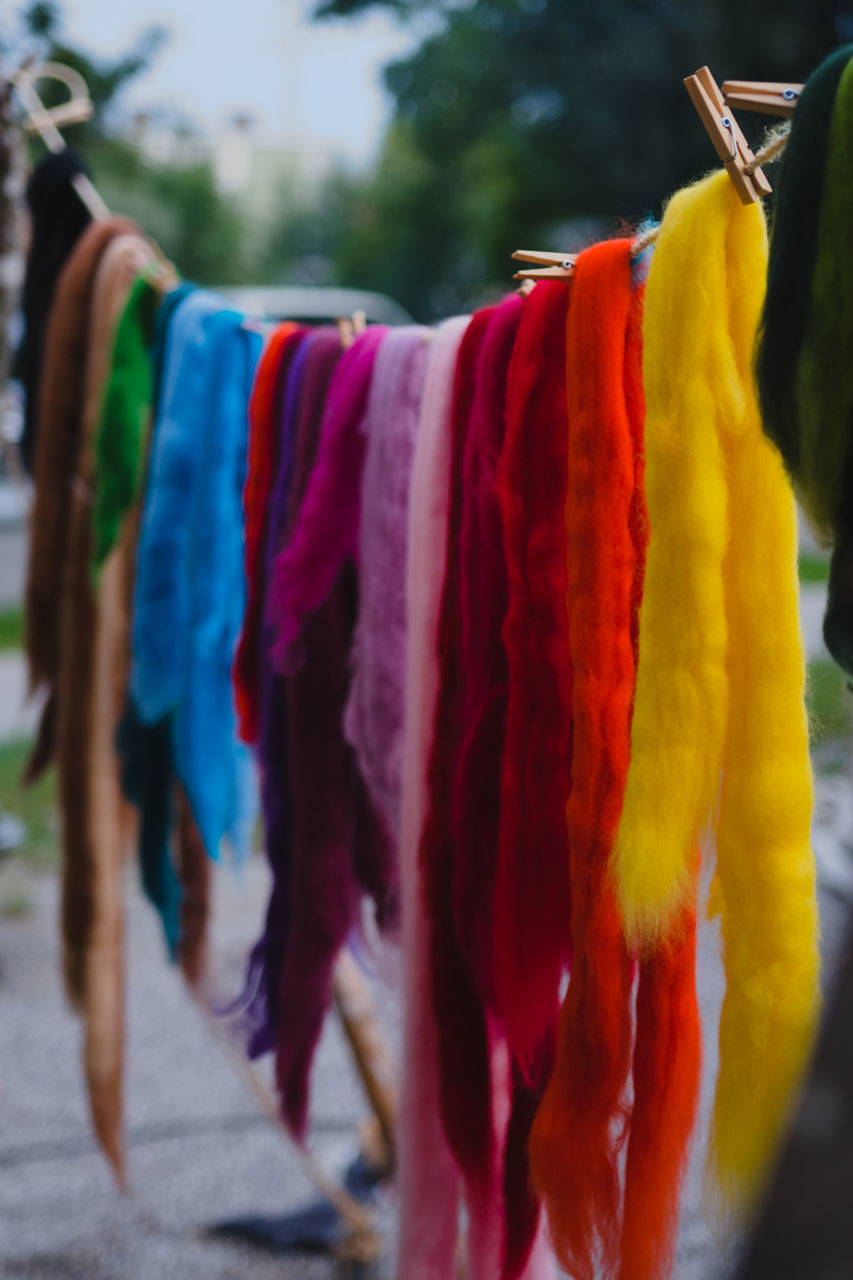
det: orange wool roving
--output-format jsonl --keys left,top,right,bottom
{"left": 619, "top": 286, "right": 701, "bottom": 1280}
{"left": 534, "top": 246, "right": 701, "bottom": 1280}
{"left": 528, "top": 240, "right": 638, "bottom": 1280}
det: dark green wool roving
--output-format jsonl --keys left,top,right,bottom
{"left": 823, "top": 537, "right": 853, "bottom": 675}
{"left": 92, "top": 274, "right": 163, "bottom": 569}
{"left": 795, "top": 54, "right": 853, "bottom": 541}
{"left": 756, "top": 44, "right": 853, "bottom": 485}
{"left": 116, "top": 699, "right": 181, "bottom": 960}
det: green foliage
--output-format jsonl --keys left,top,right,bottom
{"left": 0, "top": 606, "right": 23, "bottom": 651}
{"left": 87, "top": 135, "right": 249, "bottom": 285}
{"left": 799, "top": 551, "right": 831, "bottom": 583}
{"left": 309, "top": 0, "right": 848, "bottom": 317}
{"left": 807, "top": 657, "right": 852, "bottom": 746}
{"left": 0, "top": 738, "right": 57, "bottom": 868}
{"left": 18, "top": 2, "right": 167, "bottom": 145}
{"left": 9, "top": 4, "right": 248, "bottom": 284}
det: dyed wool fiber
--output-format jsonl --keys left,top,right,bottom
{"left": 131, "top": 293, "right": 262, "bottom": 865}
{"left": 395, "top": 316, "right": 468, "bottom": 1280}
{"left": 794, "top": 57, "right": 853, "bottom": 672}
{"left": 447, "top": 290, "right": 548, "bottom": 1278}
{"left": 58, "top": 232, "right": 152, "bottom": 1011}
{"left": 24, "top": 216, "right": 136, "bottom": 780}
{"left": 268, "top": 328, "right": 368, "bottom": 1137}
{"left": 234, "top": 327, "right": 308, "bottom": 1057}
{"left": 16, "top": 149, "right": 92, "bottom": 473}
{"left": 233, "top": 321, "right": 300, "bottom": 745}
{"left": 756, "top": 45, "right": 852, "bottom": 482}
{"left": 175, "top": 783, "right": 211, "bottom": 990}
{"left": 712, "top": 178, "right": 819, "bottom": 1219}
{"left": 115, "top": 701, "right": 180, "bottom": 960}
{"left": 58, "top": 232, "right": 153, "bottom": 1187}
{"left": 493, "top": 280, "right": 573, "bottom": 1078}
{"left": 617, "top": 170, "right": 819, "bottom": 1219}
{"left": 108, "top": 285, "right": 195, "bottom": 961}
{"left": 613, "top": 175, "right": 732, "bottom": 946}
{"left": 530, "top": 241, "right": 637, "bottom": 1280}
{"left": 265, "top": 325, "right": 398, "bottom": 931}
{"left": 267, "top": 325, "right": 389, "bottom": 671}
{"left": 91, "top": 273, "right": 161, "bottom": 570}
{"left": 344, "top": 326, "right": 430, "bottom": 850}
{"left": 419, "top": 305, "right": 495, "bottom": 1198}
{"left": 619, "top": 282, "right": 701, "bottom": 1280}
{"left": 794, "top": 53, "right": 853, "bottom": 543}
{"left": 170, "top": 309, "right": 262, "bottom": 864}
{"left": 452, "top": 291, "right": 523, "bottom": 1008}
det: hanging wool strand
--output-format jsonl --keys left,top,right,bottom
{"left": 492, "top": 280, "right": 573, "bottom": 1080}
{"left": 530, "top": 241, "right": 637, "bottom": 1280}
{"left": 616, "top": 169, "right": 818, "bottom": 1217}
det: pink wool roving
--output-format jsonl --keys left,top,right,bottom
{"left": 344, "top": 325, "right": 431, "bottom": 847}
{"left": 396, "top": 316, "right": 469, "bottom": 1280}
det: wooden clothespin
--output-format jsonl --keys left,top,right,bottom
{"left": 511, "top": 249, "right": 576, "bottom": 282}
{"left": 9, "top": 60, "right": 110, "bottom": 220}
{"left": 684, "top": 66, "right": 772, "bottom": 205}
{"left": 337, "top": 309, "right": 368, "bottom": 349}
{"left": 721, "top": 79, "right": 803, "bottom": 119}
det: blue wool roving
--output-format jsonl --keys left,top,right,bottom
{"left": 132, "top": 291, "right": 262, "bottom": 862}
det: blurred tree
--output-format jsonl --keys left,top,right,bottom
{"left": 15, "top": 1, "right": 168, "bottom": 140}
{"left": 311, "top": 0, "right": 853, "bottom": 317}
{"left": 4, "top": 3, "right": 249, "bottom": 284}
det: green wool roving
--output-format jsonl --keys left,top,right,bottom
{"left": 92, "top": 273, "right": 159, "bottom": 570}
{"left": 756, "top": 44, "right": 852, "bottom": 485}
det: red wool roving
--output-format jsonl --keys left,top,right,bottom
{"left": 493, "top": 279, "right": 574, "bottom": 1081}
{"left": 420, "top": 305, "right": 495, "bottom": 1188}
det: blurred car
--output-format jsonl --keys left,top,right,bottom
{"left": 216, "top": 285, "right": 412, "bottom": 327}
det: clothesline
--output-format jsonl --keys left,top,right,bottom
{"left": 631, "top": 120, "right": 791, "bottom": 256}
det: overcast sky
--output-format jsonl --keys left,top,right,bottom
{"left": 12, "top": 0, "right": 418, "bottom": 165}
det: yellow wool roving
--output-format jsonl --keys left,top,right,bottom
{"left": 613, "top": 168, "right": 820, "bottom": 1213}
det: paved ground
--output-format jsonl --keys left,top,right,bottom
{"left": 0, "top": 856, "right": 398, "bottom": 1280}
{"left": 0, "top": 523, "right": 27, "bottom": 611}
{"left": 0, "top": 653, "right": 41, "bottom": 740}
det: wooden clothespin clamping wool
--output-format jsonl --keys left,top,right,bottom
{"left": 336, "top": 309, "right": 368, "bottom": 350}
{"left": 511, "top": 249, "right": 577, "bottom": 282}
{"left": 684, "top": 66, "right": 772, "bottom": 205}
{"left": 337, "top": 316, "right": 355, "bottom": 349}
{"left": 721, "top": 79, "right": 803, "bottom": 119}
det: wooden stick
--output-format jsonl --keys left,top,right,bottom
{"left": 191, "top": 993, "right": 379, "bottom": 1243}
{"left": 332, "top": 950, "right": 398, "bottom": 1169}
